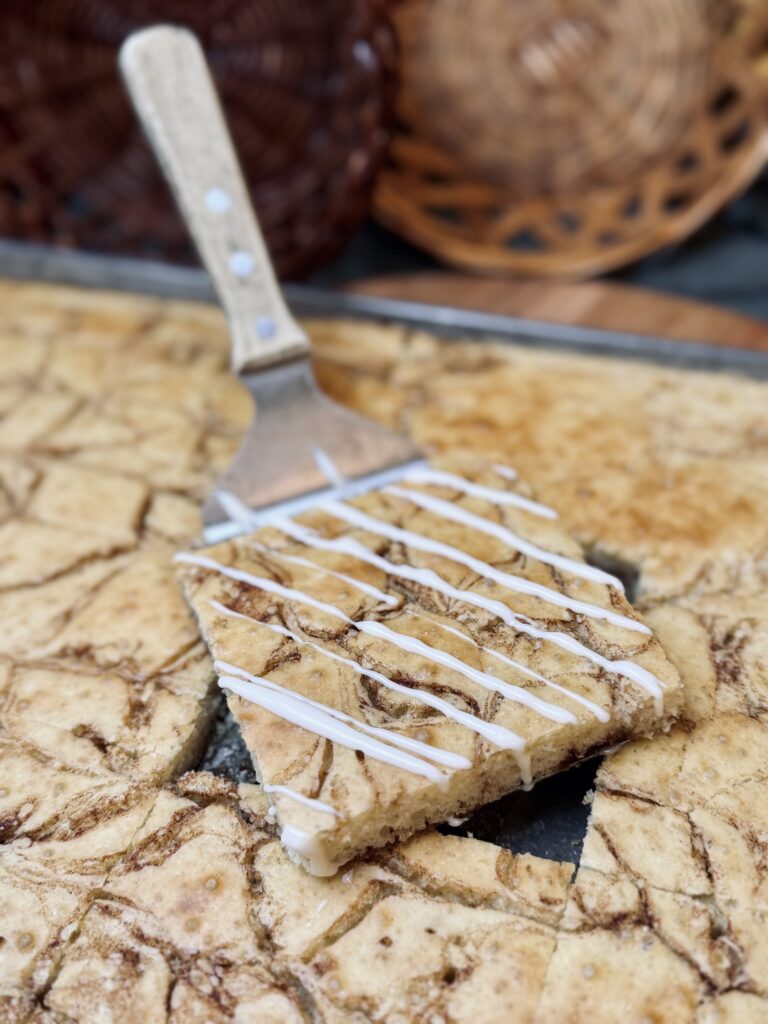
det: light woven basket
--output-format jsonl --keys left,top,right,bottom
{"left": 376, "top": 0, "right": 768, "bottom": 278}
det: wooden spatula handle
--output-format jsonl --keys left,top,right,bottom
{"left": 119, "top": 25, "right": 310, "bottom": 374}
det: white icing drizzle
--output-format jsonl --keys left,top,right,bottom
{"left": 215, "top": 488, "right": 260, "bottom": 531}
{"left": 313, "top": 499, "right": 646, "bottom": 633}
{"left": 210, "top": 601, "right": 505, "bottom": 764}
{"left": 416, "top": 615, "right": 610, "bottom": 724}
{"left": 313, "top": 447, "right": 345, "bottom": 487}
{"left": 219, "top": 672, "right": 451, "bottom": 787}
{"left": 170, "top": 453, "right": 677, "bottom": 854}
{"left": 210, "top": 598, "right": 536, "bottom": 770}
{"left": 177, "top": 553, "right": 573, "bottom": 723}
{"left": 385, "top": 485, "right": 623, "bottom": 589}
{"left": 262, "top": 784, "right": 340, "bottom": 817}
{"left": 258, "top": 524, "right": 665, "bottom": 710}
{"left": 280, "top": 822, "right": 339, "bottom": 876}
{"left": 218, "top": 654, "right": 467, "bottom": 772}
{"left": 175, "top": 442, "right": 670, "bottom": 808}
{"left": 403, "top": 467, "right": 558, "bottom": 520}
{"left": 177, "top": 552, "right": 347, "bottom": 618}
{"left": 249, "top": 539, "right": 398, "bottom": 608}
{"left": 311, "top": 898, "right": 329, "bottom": 920}
{"left": 358, "top": 619, "right": 576, "bottom": 723}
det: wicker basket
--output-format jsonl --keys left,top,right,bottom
{"left": 375, "top": 0, "right": 768, "bottom": 278}
{"left": 0, "top": 1, "right": 394, "bottom": 279}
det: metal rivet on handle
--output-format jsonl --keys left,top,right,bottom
{"left": 353, "top": 40, "right": 375, "bottom": 67}
{"left": 256, "top": 316, "right": 277, "bottom": 340}
{"left": 228, "top": 250, "right": 255, "bottom": 277}
{"left": 205, "top": 187, "right": 231, "bottom": 213}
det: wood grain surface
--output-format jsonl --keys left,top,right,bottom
{"left": 348, "top": 272, "right": 768, "bottom": 351}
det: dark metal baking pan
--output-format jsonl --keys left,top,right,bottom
{"left": 2, "top": 240, "right": 768, "bottom": 378}
{"left": 2, "top": 240, "right": 766, "bottom": 863}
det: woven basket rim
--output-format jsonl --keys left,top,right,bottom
{"left": 376, "top": 0, "right": 768, "bottom": 278}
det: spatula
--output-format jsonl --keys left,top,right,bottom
{"left": 119, "top": 26, "right": 421, "bottom": 544}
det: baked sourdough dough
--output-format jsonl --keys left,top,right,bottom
{"left": 42, "top": 773, "right": 574, "bottom": 1024}
{"left": 0, "top": 282, "right": 767, "bottom": 1021}
{"left": 178, "top": 460, "right": 681, "bottom": 875}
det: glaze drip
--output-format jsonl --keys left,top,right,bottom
{"left": 413, "top": 614, "right": 610, "bottom": 723}
{"left": 210, "top": 599, "right": 524, "bottom": 758}
{"left": 401, "top": 467, "right": 558, "bottom": 519}
{"left": 177, "top": 466, "right": 667, "bottom": 810}
{"left": 384, "top": 484, "right": 623, "bottom": 588}
{"left": 262, "top": 784, "right": 340, "bottom": 817}
{"left": 177, "top": 553, "right": 575, "bottom": 722}
{"left": 492, "top": 464, "right": 518, "bottom": 481}
{"left": 262, "top": 521, "right": 665, "bottom": 707}
{"left": 249, "top": 538, "right": 397, "bottom": 608}
{"left": 217, "top": 667, "right": 452, "bottom": 787}
{"left": 312, "top": 499, "right": 645, "bottom": 632}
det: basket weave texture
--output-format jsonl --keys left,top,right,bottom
{"left": 376, "top": 0, "right": 768, "bottom": 278}
{"left": 0, "top": 1, "right": 394, "bottom": 279}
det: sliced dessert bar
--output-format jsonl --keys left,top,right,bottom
{"left": 46, "top": 773, "right": 573, "bottom": 1024}
{"left": 177, "top": 460, "right": 682, "bottom": 875}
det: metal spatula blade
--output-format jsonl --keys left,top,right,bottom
{"left": 203, "top": 359, "right": 421, "bottom": 542}
{"left": 119, "top": 26, "right": 421, "bottom": 544}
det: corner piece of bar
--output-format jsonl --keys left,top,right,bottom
{"left": 176, "top": 457, "right": 682, "bottom": 876}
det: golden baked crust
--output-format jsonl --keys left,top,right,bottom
{"left": 535, "top": 867, "right": 709, "bottom": 1023}
{"left": 44, "top": 773, "right": 573, "bottom": 1024}
{"left": 538, "top": 598, "right": 768, "bottom": 1022}
{"left": 309, "top": 317, "right": 768, "bottom": 605}
{"left": 295, "top": 316, "right": 768, "bottom": 1019}
{"left": 178, "top": 458, "right": 680, "bottom": 874}
{"left": 307, "top": 318, "right": 768, "bottom": 1017}
{"left": 0, "top": 778, "right": 161, "bottom": 1021}
{"left": 0, "top": 281, "right": 246, "bottom": 1015}
{"left": 1, "top": 281, "right": 768, "bottom": 1020}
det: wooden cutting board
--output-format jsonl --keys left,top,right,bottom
{"left": 347, "top": 273, "right": 768, "bottom": 351}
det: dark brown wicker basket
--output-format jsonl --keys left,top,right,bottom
{"left": 0, "top": 1, "right": 395, "bottom": 279}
